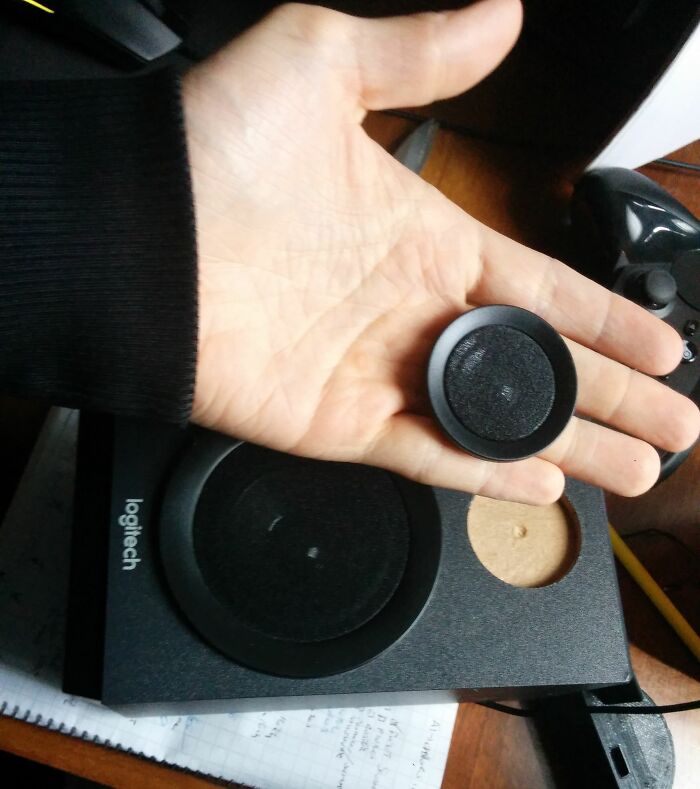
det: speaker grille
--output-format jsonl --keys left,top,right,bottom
{"left": 444, "top": 325, "right": 555, "bottom": 442}
{"left": 192, "top": 445, "right": 410, "bottom": 643}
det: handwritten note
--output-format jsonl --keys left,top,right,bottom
{"left": 0, "top": 409, "right": 458, "bottom": 788}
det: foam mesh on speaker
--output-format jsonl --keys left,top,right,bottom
{"left": 444, "top": 325, "right": 555, "bottom": 441}
{"left": 192, "top": 445, "right": 410, "bottom": 643}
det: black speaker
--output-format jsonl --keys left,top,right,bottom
{"left": 428, "top": 306, "right": 577, "bottom": 460}
{"left": 64, "top": 414, "right": 631, "bottom": 715}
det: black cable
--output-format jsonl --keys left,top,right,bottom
{"left": 653, "top": 158, "right": 700, "bottom": 173}
{"left": 479, "top": 698, "right": 700, "bottom": 716}
{"left": 479, "top": 701, "right": 531, "bottom": 717}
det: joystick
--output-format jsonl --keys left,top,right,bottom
{"left": 638, "top": 270, "right": 676, "bottom": 310}
{"left": 572, "top": 167, "right": 700, "bottom": 479}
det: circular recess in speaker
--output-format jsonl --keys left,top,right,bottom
{"left": 466, "top": 496, "right": 581, "bottom": 587}
{"left": 159, "top": 432, "right": 441, "bottom": 678}
{"left": 427, "top": 305, "right": 577, "bottom": 460}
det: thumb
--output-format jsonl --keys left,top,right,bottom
{"left": 351, "top": 0, "right": 522, "bottom": 111}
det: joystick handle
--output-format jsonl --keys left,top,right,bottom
{"left": 571, "top": 167, "right": 700, "bottom": 481}
{"left": 572, "top": 167, "right": 700, "bottom": 273}
{"left": 638, "top": 270, "right": 677, "bottom": 309}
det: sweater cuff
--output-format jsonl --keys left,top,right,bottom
{"left": 0, "top": 71, "right": 197, "bottom": 422}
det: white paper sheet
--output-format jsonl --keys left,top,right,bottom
{"left": 0, "top": 409, "right": 457, "bottom": 789}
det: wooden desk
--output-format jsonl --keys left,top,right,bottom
{"left": 0, "top": 119, "right": 698, "bottom": 788}
{"left": 370, "top": 117, "right": 700, "bottom": 789}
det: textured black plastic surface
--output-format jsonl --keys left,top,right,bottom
{"left": 533, "top": 688, "right": 674, "bottom": 789}
{"left": 159, "top": 431, "right": 441, "bottom": 678}
{"left": 72, "top": 416, "right": 634, "bottom": 713}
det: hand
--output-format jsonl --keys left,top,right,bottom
{"left": 182, "top": 0, "right": 699, "bottom": 504}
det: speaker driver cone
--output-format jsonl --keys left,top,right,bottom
{"left": 428, "top": 306, "right": 577, "bottom": 461}
{"left": 159, "top": 435, "right": 441, "bottom": 678}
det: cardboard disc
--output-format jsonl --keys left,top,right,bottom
{"left": 467, "top": 496, "right": 580, "bottom": 587}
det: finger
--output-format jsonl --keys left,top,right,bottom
{"left": 540, "top": 417, "right": 661, "bottom": 497}
{"left": 567, "top": 339, "right": 700, "bottom": 452}
{"left": 473, "top": 226, "right": 684, "bottom": 375}
{"left": 351, "top": 0, "right": 522, "bottom": 111}
{"left": 365, "top": 413, "right": 565, "bottom": 505}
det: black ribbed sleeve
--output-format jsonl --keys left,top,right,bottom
{"left": 0, "top": 71, "right": 197, "bottom": 422}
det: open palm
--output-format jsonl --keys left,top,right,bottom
{"left": 183, "top": 0, "right": 698, "bottom": 504}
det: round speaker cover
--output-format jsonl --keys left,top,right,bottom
{"left": 192, "top": 447, "right": 410, "bottom": 643}
{"left": 428, "top": 306, "right": 577, "bottom": 460}
{"left": 159, "top": 434, "right": 442, "bottom": 678}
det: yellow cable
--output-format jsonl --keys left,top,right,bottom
{"left": 19, "top": 0, "right": 55, "bottom": 14}
{"left": 609, "top": 523, "right": 700, "bottom": 663}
